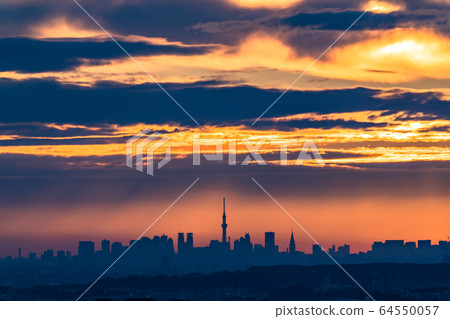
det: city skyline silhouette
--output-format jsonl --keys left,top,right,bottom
{"left": 0, "top": 197, "right": 449, "bottom": 301}
{"left": 3, "top": 198, "right": 449, "bottom": 265}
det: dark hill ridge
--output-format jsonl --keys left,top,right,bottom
{"left": 3, "top": 263, "right": 450, "bottom": 301}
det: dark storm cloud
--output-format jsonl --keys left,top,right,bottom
{"left": 0, "top": 122, "right": 116, "bottom": 138}
{"left": 278, "top": 11, "right": 437, "bottom": 31}
{"left": 250, "top": 119, "right": 389, "bottom": 131}
{"left": 0, "top": 0, "right": 447, "bottom": 50}
{"left": 0, "top": 0, "right": 267, "bottom": 45}
{"left": 0, "top": 136, "right": 129, "bottom": 146}
{"left": 0, "top": 38, "right": 213, "bottom": 72}
{"left": 0, "top": 79, "right": 449, "bottom": 127}
{"left": 0, "top": 122, "right": 175, "bottom": 145}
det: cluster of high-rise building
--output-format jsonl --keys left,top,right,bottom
{"left": 2, "top": 198, "right": 449, "bottom": 269}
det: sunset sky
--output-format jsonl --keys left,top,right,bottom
{"left": 0, "top": 0, "right": 449, "bottom": 256}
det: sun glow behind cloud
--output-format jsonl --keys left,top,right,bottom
{"left": 31, "top": 18, "right": 103, "bottom": 39}
{"left": 2, "top": 28, "right": 449, "bottom": 91}
{"left": 308, "top": 28, "right": 450, "bottom": 83}
{"left": 365, "top": 0, "right": 405, "bottom": 13}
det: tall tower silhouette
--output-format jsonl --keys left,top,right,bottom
{"left": 289, "top": 230, "right": 296, "bottom": 253}
{"left": 222, "top": 197, "right": 227, "bottom": 243}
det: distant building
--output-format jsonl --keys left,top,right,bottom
{"left": 57, "top": 250, "right": 65, "bottom": 262}
{"left": 328, "top": 245, "right": 336, "bottom": 254}
{"left": 264, "top": 232, "right": 278, "bottom": 254}
{"left": 265, "top": 232, "right": 275, "bottom": 248}
{"left": 253, "top": 244, "right": 264, "bottom": 254}
{"left": 205, "top": 198, "right": 231, "bottom": 252}
{"left": 337, "top": 244, "right": 350, "bottom": 257}
{"left": 312, "top": 244, "right": 323, "bottom": 256}
{"left": 78, "top": 241, "right": 95, "bottom": 261}
{"left": 41, "top": 249, "right": 54, "bottom": 263}
{"left": 178, "top": 233, "right": 185, "bottom": 254}
{"left": 289, "top": 231, "right": 296, "bottom": 254}
{"left": 418, "top": 240, "right": 432, "bottom": 249}
{"left": 111, "top": 242, "right": 124, "bottom": 258}
{"left": 186, "top": 233, "right": 194, "bottom": 250}
{"left": 222, "top": 197, "right": 228, "bottom": 243}
{"left": 234, "top": 233, "right": 253, "bottom": 255}
{"left": 167, "top": 238, "right": 175, "bottom": 254}
{"left": 418, "top": 240, "right": 433, "bottom": 257}
{"left": 101, "top": 239, "right": 110, "bottom": 255}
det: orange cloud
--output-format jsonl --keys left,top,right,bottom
{"left": 226, "top": 0, "right": 303, "bottom": 9}
{"left": 314, "top": 28, "right": 450, "bottom": 83}
{"left": 1, "top": 110, "right": 450, "bottom": 169}
{"left": 31, "top": 18, "right": 103, "bottom": 39}
{"left": 1, "top": 28, "right": 449, "bottom": 91}
{"left": 365, "top": 0, "right": 405, "bottom": 13}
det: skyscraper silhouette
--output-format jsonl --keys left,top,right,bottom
{"left": 178, "top": 233, "right": 185, "bottom": 254}
{"left": 101, "top": 239, "right": 110, "bottom": 255}
{"left": 78, "top": 241, "right": 94, "bottom": 262}
{"left": 265, "top": 232, "right": 275, "bottom": 248}
{"left": 222, "top": 197, "right": 228, "bottom": 243}
{"left": 186, "top": 233, "right": 194, "bottom": 250}
{"left": 289, "top": 231, "right": 296, "bottom": 253}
